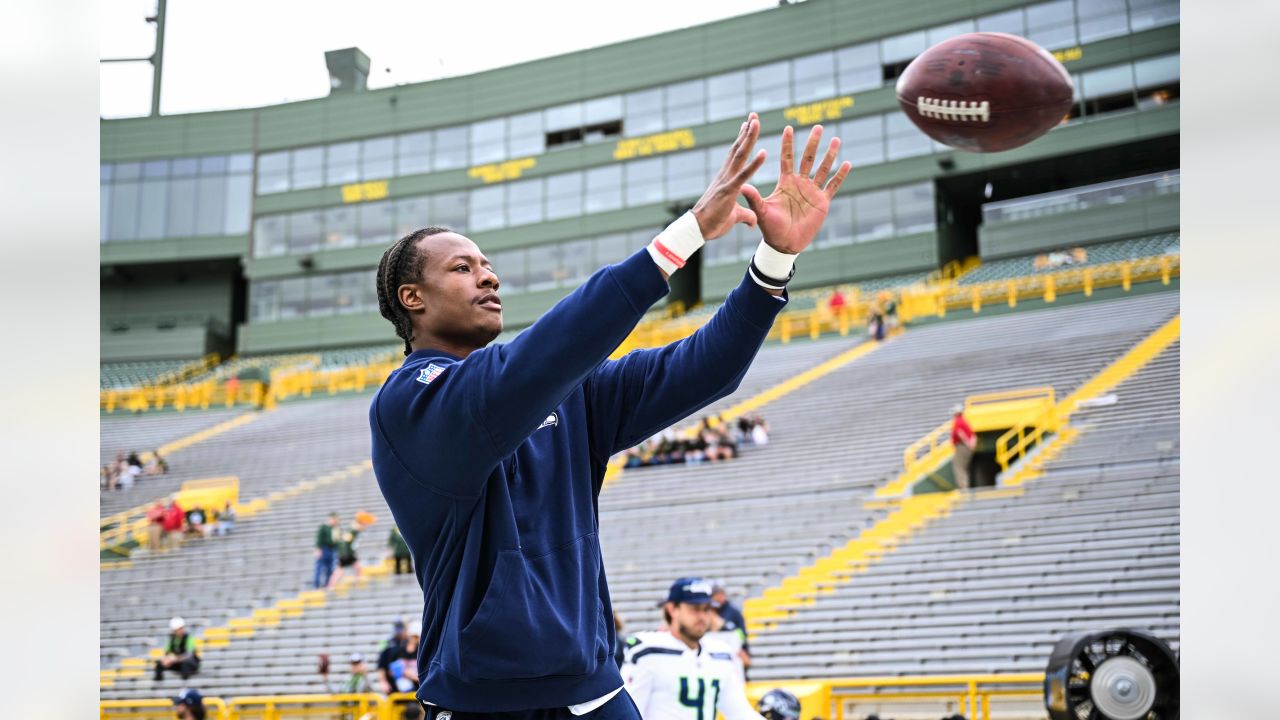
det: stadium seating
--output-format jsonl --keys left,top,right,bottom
{"left": 955, "top": 233, "right": 1180, "bottom": 286}
{"left": 100, "top": 359, "right": 194, "bottom": 390}
{"left": 100, "top": 289, "right": 1178, "bottom": 700}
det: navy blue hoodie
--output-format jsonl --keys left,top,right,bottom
{"left": 369, "top": 247, "right": 786, "bottom": 712}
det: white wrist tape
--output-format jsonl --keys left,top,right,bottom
{"left": 749, "top": 240, "right": 798, "bottom": 290}
{"left": 647, "top": 211, "right": 705, "bottom": 276}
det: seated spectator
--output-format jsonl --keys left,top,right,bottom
{"left": 144, "top": 450, "right": 168, "bottom": 476}
{"left": 101, "top": 464, "right": 117, "bottom": 491}
{"left": 154, "top": 617, "right": 200, "bottom": 681}
{"left": 321, "top": 652, "right": 377, "bottom": 694}
{"left": 386, "top": 621, "right": 421, "bottom": 693}
{"left": 750, "top": 415, "right": 770, "bottom": 445}
{"left": 162, "top": 498, "right": 185, "bottom": 551}
{"left": 127, "top": 451, "right": 143, "bottom": 471}
{"left": 185, "top": 506, "right": 208, "bottom": 538}
{"left": 146, "top": 500, "right": 165, "bottom": 550}
{"left": 827, "top": 288, "right": 848, "bottom": 316}
{"left": 376, "top": 621, "right": 410, "bottom": 694}
{"left": 172, "top": 688, "right": 207, "bottom": 720}
{"left": 213, "top": 501, "right": 236, "bottom": 536}
{"left": 116, "top": 457, "right": 139, "bottom": 490}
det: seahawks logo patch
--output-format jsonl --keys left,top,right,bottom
{"left": 538, "top": 412, "right": 559, "bottom": 430}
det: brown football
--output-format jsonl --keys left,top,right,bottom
{"left": 896, "top": 32, "right": 1074, "bottom": 153}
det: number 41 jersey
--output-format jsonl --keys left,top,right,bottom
{"left": 620, "top": 631, "right": 764, "bottom": 720}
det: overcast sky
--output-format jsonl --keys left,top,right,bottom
{"left": 100, "top": 0, "right": 782, "bottom": 118}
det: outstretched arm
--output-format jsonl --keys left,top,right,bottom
{"left": 586, "top": 123, "right": 852, "bottom": 459}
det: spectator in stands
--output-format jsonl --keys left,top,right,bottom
{"left": 117, "top": 455, "right": 140, "bottom": 490}
{"left": 213, "top": 501, "right": 236, "bottom": 536}
{"left": 127, "top": 450, "right": 143, "bottom": 471}
{"left": 388, "top": 526, "right": 412, "bottom": 575}
{"left": 162, "top": 498, "right": 185, "bottom": 551}
{"left": 376, "top": 620, "right": 410, "bottom": 694}
{"left": 750, "top": 415, "right": 770, "bottom": 445}
{"left": 144, "top": 449, "right": 168, "bottom": 476}
{"left": 314, "top": 512, "right": 340, "bottom": 589}
{"left": 146, "top": 500, "right": 165, "bottom": 550}
{"left": 386, "top": 621, "right": 421, "bottom": 693}
{"left": 101, "top": 464, "right": 116, "bottom": 491}
{"left": 951, "top": 404, "right": 977, "bottom": 491}
{"left": 154, "top": 616, "right": 200, "bottom": 681}
{"left": 321, "top": 652, "right": 377, "bottom": 694}
{"left": 827, "top": 288, "right": 848, "bottom": 318}
{"left": 613, "top": 610, "right": 627, "bottom": 669}
{"left": 185, "top": 506, "right": 208, "bottom": 538}
{"left": 711, "top": 583, "right": 753, "bottom": 675}
{"left": 328, "top": 517, "right": 364, "bottom": 589}
{"left": 879, "top": 290, "right": 899, "bottom": 334}
{"left": 171, "top": 688, "right": 206, "bottom": 720}
{"left": 867, "top": 298, "right": 886, "bottom": 341}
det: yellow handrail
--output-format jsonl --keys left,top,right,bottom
{"left": 101, "top": 379, "right": 266, "bottom": 414}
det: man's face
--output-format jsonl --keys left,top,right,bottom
{"left": 712, "top": 590, "right": 727, "bottom": 606}
{"left": 352, "top": 660, "right": 367, "bottom": 674}
{"left": 174, "top": 704, "right": 193, "bottom": 719}
{"left": 399, "top": 233, "right": 503, "bottom": 350}
{"left": 667, "top": 601, "right": 716, "bottom": 644}
{"left": 329, "top": 516, "right": 339, "bottom": 526}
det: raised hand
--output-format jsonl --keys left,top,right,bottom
{"left": 741, "top": 125, "right": 852, "bottom": 254}
{"left": 691, "top": 113, "right": 769, "bottom": 240}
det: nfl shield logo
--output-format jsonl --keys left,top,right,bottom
{"left": 416, "top": 363, "right": 446, "bottom": 386}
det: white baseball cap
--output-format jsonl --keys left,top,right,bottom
{"left": 952, "top": 404, "right": 964, "bottom": 414}
{"left": 169, "top": 617, "right": 186, "bottom": 631}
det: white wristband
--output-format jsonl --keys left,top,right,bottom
{"left": 750, "top": 240, "right": 798, "bottom": 289}
{"left": 647, "top": 212, "right": 706, "bottom": 276}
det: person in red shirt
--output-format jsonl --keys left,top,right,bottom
{"left": 162, "top": 498, "right": 185, "bottom": 551}
{"left": 146, "top": 500, "right": 165, "bottom": 551}
{"left": 950, "top": 404, "right": 977, "bottom": 490}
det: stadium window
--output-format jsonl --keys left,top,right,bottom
{"left": 558, "top": 238, "right": 594, "bottom": 286}
{"left": 977, "top": 8, "right": 1025, "bottom": 35}
{"left": 1134, "top": 54, "right": 1180, "bottom": 110}
{"left": 792, "top": 51, "right": 837, "bottom": 104}
{"left": 393, "top": 196, "right": 429, "bottom": 238}
{"left": 880, "top": 30, "right": 926, "bottom": 82}
{"left": 822, "top": 195, "right": 856, "bottom": 247}
{"left": 361, "top": 269, "right": 380, "bottom": 313}
{"left": 852, "top": 188, "right": 894, "bottom": 242}
{"left": 748, "top": 60, "right": 792, "bottom": 112}
{"left": 166, "top": 176, "right": 198, "bottom": 238}
{"left": 224, "top": 174, "right": 253, "bottom": 235}
{"left": 291, "top": 147, "right": 325, "bottom": 190}
{"left": 335, "top": 271, "right": 365, "bottom": 315}
{"left": 585, "top": 96, "right": 623, "bottom": 125}
{"left": 706, "top": 70, "right": 748, "bottom": 122}
{"left": 253, "top": 216, "right": 288, "bottom": 257}
{"left": 195, "top": 173, "right": 227, "bottom": 235}
{"left": 469, "top": 185, "right": 506, "bottom": 231}
{"left": 278, "top": 277, "right": 307, "bottom": 320}
{"left": 228, "top": 153, "right": 254, "bottom": 173}
{"left": 885, "top": 112, "right": 933, "bottom": 161}
{"left": 623, "top": 88, "right": 665, "bottom": 137}
{"left": 396, "top": 131, "right": 433, "bottom": 176}
{"left": 100, "top": 184, "right": 111, "bottom": 243}
{"left": 624, "top": 157, "right": 665, "bottom": 207}
{"left": 490, "top": 247, "right": 528, "bottom": 294}
{"left": 325, "top": 141, "right": 361, "bottom": 186}
{"left": 323, "top": 207, "right": 358, "bottom": 249}
{"left": 1128, "top": 0, "right": 1178, "bottom": 31}
{"left": 665, "top": 150, "right": 708, "bottom": 201}
{"left": 108, "top": 180, "right": 140, "bottom": 240}
{"left": 433, "top": 126, "right": 469, "bottom": 171}
{"left": 307, "top": 274, "right": 340, "bottom": 317}
{"left": 287, "top": 210, "right": 324, "bottom": 254}
{"left": 1076, "top": 0, "right": 1129, "bottom": 43}
{"left": 927, "top": 19, "right": 975, "bottom": 46}
{"left": 1025, "top": 0, "right": 1078, "bottom": 50}
{"left": 358, "top": 200, "right": 395, "bottom": 246}
{"left": 545, "top": 171, "right": 584, "bottom": 220}
{"left": 753, "top": 135, "right": 784, "bottom": 186}
{"left": 582, "top": 120, "right": 623, "bottom": 145}
{"left": 199, "top": 155, "right": 228, "bottom": 175}
{"left": 360, "top": 137, "right": 396, "bottom": 181}
{"left": 1081, "top": 63, "right": 1136, "bottom": 116}
{"left": 142, "top": 159, "right": 169, "bottom": 179}
{"left": 431, "top": 191, "right": 469, "bottom": 232}
{"left": 585, "top": 165, "right": 624, "bottom": 214}
{"left": 506, "top": 178, "right": 546, "bottom": 227}
{"left": 835, "top": 42, "right": 881, "bottom": 95}
{"left": 593, "top": 232, "right": 630, "bottom": 267}
{"left": 526, "top": 243, "right": 559, "bottom": 291}
{"left": 892, "top": 182, "right": 936, "bottom": 235}
{"left": 839, "top": 115, "right": 886, "bottom": 167}
{"left": 137, "top": 177, "right": 168, "bottom": 240}
{"left": 171, "top": 157, "right": 200, "bottom": 178}
{"left": 100, "top": 163, "right": 113, "bottom": 182}
{"left": 257, "top": 151, "right": 291, "bottom": 194}
{"left": 470, "top": 118, "right": 507, "bottom": 164}
{"left": 248, "top": 280, "right": 281, "bottom": 323}
{"left": 703, "top": 223, "right": 740, "bottom": 265}
{"left": 665, "top": 79, "right": 706, "bottom": 127}
{"left": 508, "top": 111, "right": 546, "bottom": 157}
{"left": 545, "top": 102, "right": 584, "bottom": 132}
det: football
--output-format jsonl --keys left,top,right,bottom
{"left": 896, "top": 32, "right": 1074, "bottom": 153}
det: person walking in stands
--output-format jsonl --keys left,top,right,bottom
{"left": 314, "top": 512, "right": 340, "bottom": 589}
{"left": 389, "top": 525, "right": 412, "bottom": 575}
{"left": 370, "top": 112, "right": 851, "bottom": 718}
{"left": 327, "top": 517, "right": 363, "bottom": 589}
{"left": 951, "top": 404, "right": 978, "bottom": 491}
{"left": 711, "top": 583, "right": 752, "bottom": 678}
{"left": 154, "top": 617, "right": 200, "bottom": 681}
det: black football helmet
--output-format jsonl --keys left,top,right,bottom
{"left": 757, "top": 688, "right": 801, "bottom": 720}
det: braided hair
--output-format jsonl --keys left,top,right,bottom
{"left": 376, "top": 227, "right": 453, "bottom": 356}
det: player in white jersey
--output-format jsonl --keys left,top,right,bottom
{"left": 621, "top": 578, "right": 764, "bottom": 720}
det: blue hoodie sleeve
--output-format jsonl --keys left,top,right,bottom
{"left": 373, "top": 248, "right": 670, "bottom": 496}
{"left": 583, "top": 269, "right": 787, "bottom": 461}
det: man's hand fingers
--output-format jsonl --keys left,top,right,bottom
{"left": 779, "top": 125, "right": 795, "bottom": 176}
{"left": 798, "top": 124, "right": 823, "bottom": 178}
{"left": 740, "top": 183, "right": 766, "bottom": 220}
{"left": 824, "top": 161, "right": 853, "bottom": 198}
{"left": 733, "top": 205, "right": 758, "bottom": 229}
{"left": 813, "top": 137, "right": 841, "bottom": 186}
{"left": 731, "top": 149, "right": 767, "bottom": 186}
{"left": 727, "top": 113, "right": 759, "bottom": 171}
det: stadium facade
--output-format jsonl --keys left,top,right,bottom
{"left": 100, "top": 0, "right": 1179, "bottom": 360}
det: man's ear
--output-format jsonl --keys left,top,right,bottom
{"left": 397, "top": 283, "right": 425, "bottom": 313}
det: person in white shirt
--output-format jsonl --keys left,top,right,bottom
{"left": 621, "top": 577, "right": 764, "bottom": 720}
